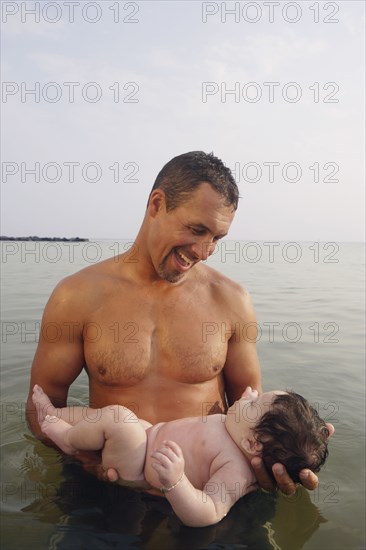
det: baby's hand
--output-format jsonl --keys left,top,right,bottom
{"left": 151, "top": 440, "right": 184, "bottom": 489}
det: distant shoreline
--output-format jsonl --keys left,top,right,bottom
{"left": 0, "top": 236, "right": 89, "bottom": 242}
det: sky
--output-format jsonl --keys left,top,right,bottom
{"left": 1, "top": 0, "right": 365, "bottom": 241}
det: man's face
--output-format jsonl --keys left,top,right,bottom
{"left": 150, "top": 182, "right": 235, "bottom": 283}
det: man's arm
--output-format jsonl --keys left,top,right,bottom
{"left": 222, "top": 286, "right": 329, "bottom": 495}
{"left": 26, "top": 278, "right": 85, "bottom": 439}
{"left": 27, "top": 276, "right": 120, "bottom": 483}
{"left": 223, "top": 287, "right": 262, "bottom": 404}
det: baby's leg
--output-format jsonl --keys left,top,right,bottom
{"left": 41, "top": 415, "right": 78, "bottom": 455}
{"left": 43, "top": 404, "right": 149, "bottom": 481}
{"left": 100, "top": 405, "right": 150, "bottom": 481}
{"left": 32, "top": 384, "right": 105, "bottom": 425}
{"left": 32, "top": 384, "right": 58, "bottom": 424}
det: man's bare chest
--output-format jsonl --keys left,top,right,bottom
{"left": 83, "top": 291, "right": 232, "bottom": 386}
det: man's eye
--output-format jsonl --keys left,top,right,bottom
{"left": 190, "top": 227, "right": 204, "bottom": 235}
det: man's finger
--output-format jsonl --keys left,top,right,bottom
{"left": 251, "top": 456, "right": 276, "bottom": 493}
{"left": 272, "top": 464, "right": 297, "bottom": 496}
{"left": 299, "top": 469, "right": 318, "bottom": 491}
{"left": 106, "top": 468, "right": 119, "bottom": 482}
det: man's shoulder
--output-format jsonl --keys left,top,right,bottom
{"left": 197, "top": 263, "right": 250, "bottom": 302}
{"left": 52, "top": 256, "right": 121, "bottom": 300}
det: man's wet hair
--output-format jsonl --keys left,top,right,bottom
{"left": 254, "top": 392, "right": 329, "bottom": 484}
{"left": 149, "top": 151, "right": 239, "bottom": 211}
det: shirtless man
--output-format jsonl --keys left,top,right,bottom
{"left": 26, "top": 151, "right": 328, "bottom": 494}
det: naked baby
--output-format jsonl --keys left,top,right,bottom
{"left": 32, "top": 385, "right": 329, "bottom": 528}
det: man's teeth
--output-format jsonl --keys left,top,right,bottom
{"left": 176, "top": 250, "right": 192, "bottom": 266}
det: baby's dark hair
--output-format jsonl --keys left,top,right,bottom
{"left": 253, "top": 392, "right": 329, "bottom": 484}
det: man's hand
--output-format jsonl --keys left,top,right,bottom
{"left": 251, "top": 458, "right": 319, "bottom": 495}
{"left": 251, "top": 422, "right": 335, "bottom": 495}
{"left": 73, "top": 450, "right": 119, "bottom": 482}
{"left": 83, "top": 462, "right": 119, "bottom": 483}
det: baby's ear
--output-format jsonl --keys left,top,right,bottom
{"left": 241, "top": 437, "right": 263, "bottom": 456}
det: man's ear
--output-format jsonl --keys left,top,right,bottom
{"left": 241, "top": 437, "right": 263, "bottom": 456}
{"left": 148, "top": 189, "right": 166, "bottom": 218}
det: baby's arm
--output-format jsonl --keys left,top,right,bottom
{"left": 151, "top": 440, "right": 249, "bottom": 528}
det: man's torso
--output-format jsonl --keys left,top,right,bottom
{"left": 74, "top": 255, "right": 239, "bottom": 422}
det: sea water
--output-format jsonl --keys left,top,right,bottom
{"left": 1, "top": 240, "right": 365, "bottom": 549}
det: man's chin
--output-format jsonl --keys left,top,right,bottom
{"left": 158, "top": 269, "right": 185, "bottom": 284}
{"left": 157, "top": 263, "right": 187, "bottom": 284}
{"left": 158, "top": 253, "right": 196, "bottom": 283}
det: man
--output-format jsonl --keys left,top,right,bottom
{"left": 27, "top": 151, "right": 328, "bottom": 494}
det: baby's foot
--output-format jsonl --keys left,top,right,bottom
{"left": 41, "top": 415, "right": 76, "bottom": 455}
{"left": 32, "top": 384, "right": 57, "bottom": 424}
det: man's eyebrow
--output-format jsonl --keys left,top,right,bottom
{"left": 190, "top": 223, "right": 228, "bottom": 239}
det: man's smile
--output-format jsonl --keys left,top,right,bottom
{"left": 174, "top": 248, "right": 195, "bottom": 269}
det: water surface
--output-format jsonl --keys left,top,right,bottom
{"left": 1, "top": 240, "right": 365, "bottom": 549}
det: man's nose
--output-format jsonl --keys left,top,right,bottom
{"left": 191, "top": 240, "right": 217, "bottom": 261}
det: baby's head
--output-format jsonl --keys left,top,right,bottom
{"left": 226, "top": 387, "right": 329, "bottom": 483}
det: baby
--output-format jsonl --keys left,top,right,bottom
{"left": 32, "top": 384, "right": 329, "bottom": 528}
